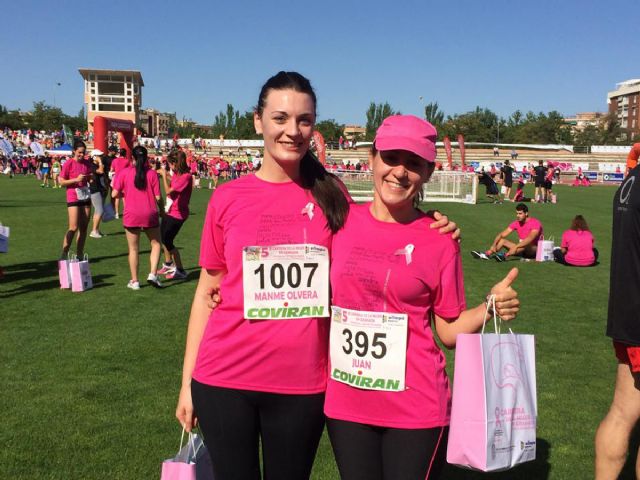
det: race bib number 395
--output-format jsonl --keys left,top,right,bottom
{"left": 242, "top": 244, "right": 329, "bottom": 320}
{"left": 330, "top": 306, "right": 408, "bottom": 392}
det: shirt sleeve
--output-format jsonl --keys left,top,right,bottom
{"left": 199, "top": 192, "right": 226, "bottom": 270}
{"left": 433, "top": 248, "right": 467, "bottom": 319}
{"left": 508, "top": 220, "right": 518, "bottom": 231}
{"left": 111, "top": 171, "right": 124, "bottom": 192}
{"left": 60, "top": 160, "right": 70, "bottom": 180}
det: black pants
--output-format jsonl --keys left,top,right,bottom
{"left": 160, "top": 215, "right": 185, "bottom": 251}
{"left": 327, "top": 418, "right": 448, "bottom": 480}
{"left": 191, "top": 380, "right": 325, "bottom": 480}
{"left": 553, "top": 248, "right": 599, "bottom": 266}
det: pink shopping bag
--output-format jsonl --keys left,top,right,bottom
{"left": 447, "top": 300, "right": 537, "bottom": 471}
{"left": 70, "top": 254, "right": 93, "bottom": 292}
{"left": 161, "top": 428, "right": 213, "bottom": 480}
{"left": 58, "top": 253, "right": 76, "bottom": 289}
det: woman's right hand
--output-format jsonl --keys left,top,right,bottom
{"left": 176, "top": 384, "right": 197, "bottom": 432}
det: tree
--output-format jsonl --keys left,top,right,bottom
{"left": 315, "top": 119, "right": 345, "bottom": 142}
{"left": 365, "top": 102, "right": 397, "bottom": 141}
{"left": 424, "top": 102, "right": 445, "bottom": 131}
{"left": 0, "top": 104, "right": 25, "bottom": 130}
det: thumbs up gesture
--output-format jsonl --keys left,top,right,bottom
{"left": 489, "top": 268, "right": 520, "bottom": 321}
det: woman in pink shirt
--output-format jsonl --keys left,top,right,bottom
{"left": 324, "top": 116, "right": 520, "bottom": 480}
{"left": 58, "top": 140, "right": 92, "bottom": 258}
{"left": 554, "top": 215, "right": 598, "bottom": 266}
{"left": 158, "top": 150, "right": 193, "bottom": 280}
{"left": 111, "top": 146, "right": 163, "bottom": 290}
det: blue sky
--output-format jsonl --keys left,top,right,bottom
{"left": 3, "top": 0, "right": 639, "bottom": 125}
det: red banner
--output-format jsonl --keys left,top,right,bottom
{"left": 457, "top": 133, "right": 466, "bottom": 168}
{"left": 443, "top": 136, "right": 453, "bottom": 169}
{"left": 312, "top": 130, "right": 327, "bottom": 165}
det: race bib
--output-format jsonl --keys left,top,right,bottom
{"left": 329, "top": 306, "right": 408, "bottom": 392}
{"left": 164, "top": 197, "right": 173, "bottom": 213}
{"left": 75, "top": 186, "right": 90, "bottom": 201}
{"left": 242, "top": 244, "right": 329, "bottom": 320}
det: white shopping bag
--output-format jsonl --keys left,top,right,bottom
{"left": 0, "top": 223, "right": 9, "bottom": 253}
{"left": 500, "top": 185, "right": 507, "bottom": 195}
{"left": 448, "top": 297, "right": 537, "bottom": 471}
{"left": 535, "top": 236, "right": 554, "bottom": 262}
{"left": 70, "top": 254, "right": 93, "bottom": 292}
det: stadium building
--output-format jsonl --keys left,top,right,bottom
{"left": 78, "top": 68, "right": 143, "bottom": 132}
{"left": 607, "top": 79, "right": 640, "bottom": 139}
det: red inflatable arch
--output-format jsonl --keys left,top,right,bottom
{"left": 93, "top": 115, "right": 135, "bottom": 159}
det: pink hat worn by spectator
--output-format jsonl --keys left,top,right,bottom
{"left": 374, "top": 114, "right": 437, "bottom": 162}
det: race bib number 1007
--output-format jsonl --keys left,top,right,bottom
{"left": 242, "top": 244, "right": 329, "bottom": 320}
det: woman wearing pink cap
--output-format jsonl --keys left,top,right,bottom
{"left": 111, "top": 146, "right": 163, "bottom": 290}
{"left": 58, "top": 140, "right": 92, "bottom": 258}
{"left": 324, "top": 115, "right": 521, "bottom": 480}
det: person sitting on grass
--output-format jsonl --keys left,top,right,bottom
{"left": 553, "top": 215, "right": 598, "bottom": 267}
{"left": 513, "top": 178, "right": 532, "bottom": 202}
{"left": 471, "top": 203, "right": 543, "bottom": 261}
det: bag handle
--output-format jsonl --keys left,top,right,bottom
{"left": 178, "top": 426, "right": 203, "bottom": 458}
{"left": 481, "top": 294, "right": 515, "bottom": 335}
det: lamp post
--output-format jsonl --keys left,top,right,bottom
{"left": 419, "top": 96, "right": 424, "bottom": 117}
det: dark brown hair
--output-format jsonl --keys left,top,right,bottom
{"left": 256, "top": 71, "right": 348, "bottom": 233}
{"left": 570, "top": 214, "right": 590, "bottom": 231}
{"left": 169, "top": 150, "right": 190, "bottom": 174}
{"left": 132, "top": 146, "right": 149, "bottom": 190}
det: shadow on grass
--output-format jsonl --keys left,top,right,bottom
{"left": 442, "top": 437, "right": 551, "bottom": 479}
{"left": 0, "top": 274, "right": 115, "bottom": 298}
{"left": 620, "top": 423, "right": 640, "bottom": 479}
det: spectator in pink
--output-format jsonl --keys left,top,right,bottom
{"left": 58, "top": 140, "right": 92, "bottom": 258}
{"left": 471, "top": 203, "right": 543, "bottom": 261}
{"left": 158, "top": 150, "right": 193, "bottom": 280}
{"left": 111, "top": 146, "right": 163, "bottom": 290}
{"left": 553, "top": 215, "right": 598, "bottom": 266}
{"left": 109, "top": 148, "right": 131, "bottom": 219}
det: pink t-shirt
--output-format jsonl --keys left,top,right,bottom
{"left": 167, "top": 172, "right": 193, "bottom": 221}
{"left": 324, "top": 204, "right": 466, "bottom": 429}
{"left": 508, "top": 217, "right": 543, "bottom": 242}
{"left": 110, "top": 157, "right": 131, "bottom": 174}
{"left": 60, "top": 158, "right": 92, "bottom": 203}
{"left": 193, "top": 174, "right": 337, "bottom": 394}
{"left": 112, "top": 168, "right": 160, "bottom": 228}
{"left": 562, "top": 229, "right": 595, "bottom": 266}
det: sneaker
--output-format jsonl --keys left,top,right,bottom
{"left": 115, "top": 213, "right": 120, "bottom": 219}
{"left": 471, "top": 250, "right": 490, "bottom": 260}
{"left": 127, "top": 280, "right": 140, "bottom": 290}
{"left": 147, "top": 273, "right": 163, "bottom": 288}
{"left": 157, "top": 263, "right": 175, "bottom": 275}
{"left": 89, "top": 231, "right": 103, "bottom": 238}
{"left": 166, "top": 269, "right": 187, "bottom": 280}
{"left": 495, "top": 252, "right": 507, "bottom": 262}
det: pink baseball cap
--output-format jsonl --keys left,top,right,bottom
{"left": 374, "top": 115, "right": 437, "bottom": 162}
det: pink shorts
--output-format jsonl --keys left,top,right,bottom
{"left": 614, "top": 341, "right": 640, "bottom": 373}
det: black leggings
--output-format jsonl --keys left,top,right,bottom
{"left": 191, "top": 380, "right": 325, "bottom": 480}
{"left": 553, "top": 248, "right": 599, "bottom": 266}
{"left": 160, "top": 215, "right": 185, "bottom": 251}
{"left": 327, "top": 418, "right": 448, "bottom": 480}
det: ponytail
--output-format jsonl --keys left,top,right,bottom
{"left": 132, "top": 146, "right": 148, "bottom": 191}
{"left": 299, "top": 152, "right": 349, "bottom": 233}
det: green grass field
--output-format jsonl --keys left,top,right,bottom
{"left": 0, "top": 175, "right": 636, "bottom": 479}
